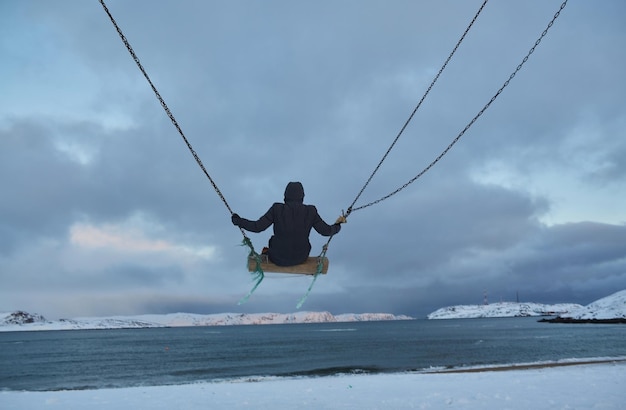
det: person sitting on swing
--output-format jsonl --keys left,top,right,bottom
{"left": 231, "top": 181, "right": 345, "bottom": 266}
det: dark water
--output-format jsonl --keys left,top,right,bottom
{"left": 1, "top": 317, "right": 624, "bottom": 391}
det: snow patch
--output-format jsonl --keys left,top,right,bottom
{"left": 427, "top": 302, "right": 582, "bottom": 320}
{"left": 427, "top": 290, "right": 626, "bottom": 321}
{"left": 559, "top": 289, "right": 626, "bottom": 321}
{"left": 0, "top": 311, "right": 413, "bottom": 332}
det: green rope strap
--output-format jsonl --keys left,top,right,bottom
{"left": 296, "top": 244, "right": 328, "bottom": 309}
{"left": 238, "top": 237, "right": 265, "bottom": 305}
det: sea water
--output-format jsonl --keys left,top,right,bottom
{"left": 1, "top": 317, "right": 624, "bottom": 391}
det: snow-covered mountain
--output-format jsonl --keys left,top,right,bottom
{"left": 0, "top": 311, "right": 413, "bottom": 332}
{"left": 549, "top": 290, "right": 626, "bottom": 323}
{"left": 427, "top": 290, "right": 626, "bottom": 322}
{"left": 427, "top": 302, "right": 581, "bottom": 320}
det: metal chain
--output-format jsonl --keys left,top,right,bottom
{"left": 346, "top": 0, "right": 489, "bottom": 216}
{"left": 349, "top": 0, "right": 568, "bottom": 214}
{"left": 98, "top": 0, "right": 239, "bottom": 221}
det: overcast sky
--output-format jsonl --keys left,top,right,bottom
{"left": 1, "top": 1, "right": 624, "bottom": 319}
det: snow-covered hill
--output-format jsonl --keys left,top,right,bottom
{"left": 427, "top": 302, "right": 581, "bottom": 320}
{"left": 427, "top": 290, "right": 626, "bottom": 322}
{"left": 549, "top": 290, "right": 626, "bottom": 323}
{"left": 0, "top": 311, "right": 413, "bottom": 332}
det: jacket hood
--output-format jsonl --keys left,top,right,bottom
{"left": 284, "top": 181, "right": 305, "bottom": 203}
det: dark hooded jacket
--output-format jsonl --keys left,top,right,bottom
{"left": 234, "top": 182, "right": 341, "bottom": 266}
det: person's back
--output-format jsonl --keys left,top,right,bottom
{"left": 232, "top": 182, "right": 342, "bottom": 266}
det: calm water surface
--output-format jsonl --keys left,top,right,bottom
{"left": 0, "top": 317, "right": 624, "bottom": 391}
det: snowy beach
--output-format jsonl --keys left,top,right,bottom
{"left": 2, "top": 360, "right": 624, "bottom": 409}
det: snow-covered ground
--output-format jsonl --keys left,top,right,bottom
{"left": 560, "top": 289, "right": 626, "bottom": 320}
{"left": 427, "top": 302, "right": 581, "bottom": 319}
{"left": 1, "top": 360, "right": 624, "bottom": 410}
{"left": 427, "top": 289, "right": 626, "bottom": 320}
{"left": 0, "top": 311, "right": 412, "bottom": 332}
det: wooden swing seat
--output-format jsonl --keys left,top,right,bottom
{"left": 248, "top": 254, "right": 329, "bottom": 275}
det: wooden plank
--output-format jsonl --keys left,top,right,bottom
{"left": 247, "top": 255, "right": 329, "bottom": 275}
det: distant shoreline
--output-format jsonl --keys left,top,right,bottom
{"left": 538, "top": 317, "right": 626, "bottom": 324}
{"left": 425, "top": 357, "right": 626, "bottom": 374}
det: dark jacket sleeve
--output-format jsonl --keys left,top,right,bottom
{"left": 237, "top": 205, "right": 275, "bottom": 233}
{"left": 311, "top": 206, "right": 341, "bottom": 237}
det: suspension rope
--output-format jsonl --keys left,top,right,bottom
{"left": 346, "top": 0, "right": 489, "bottom": 216}
{"left": 98, "top": 0, "right": 235, "bottom": 216}
{"left": 348, "top": 0, "right": 568, "bottom": 214}
{"left": 315, "top": 1, "right": 567, "bottom": 308}
{"left": 98, "top": 0, "right": 263, "bottom": 300}
{"left": 300, "top": 1, "right": 491, "bottom": 306}
{"left": 308, "top": 1, "right": 490, "bottom": 304}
